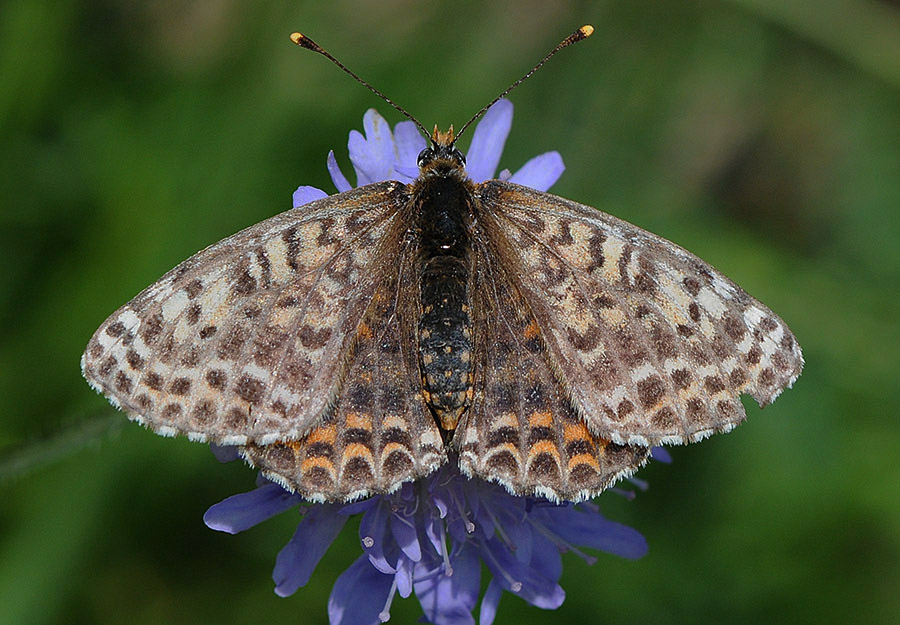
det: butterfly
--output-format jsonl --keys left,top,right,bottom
{"left": 81, "top": 26, "right": 802, "bottom": 503}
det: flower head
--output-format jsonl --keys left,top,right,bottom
{"left": 207, "top": 101, "right": 653, "bottom": 625}
{"left": 292, "top": 98, "right": 565, "bottom": 208}
{"left": 206, "top": 463, "right": 648, "bottom": 625}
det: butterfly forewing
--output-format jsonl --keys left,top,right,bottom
{"left": 82, "top": 182, "right": 411, "bottom": 446}
{"left": 480, "top": 180, "right": 803, "bottom": 447}
{"left": 458, "top": 232, "right": 650, "bottom": 501}
{"left": 240, "top": 247, "right": 446, "bottom": 501}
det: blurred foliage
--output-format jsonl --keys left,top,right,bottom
{"left": 1, "top": 1, "right": 899, "bottom": 624}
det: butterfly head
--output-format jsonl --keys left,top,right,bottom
{"left": 417, "top": 124, "right": 466, "bottom": 178}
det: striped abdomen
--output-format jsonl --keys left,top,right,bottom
{"left": 415, "top": 172, "right": 474, "bottom": 434}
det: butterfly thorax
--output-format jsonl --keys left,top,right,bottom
{"left": 413, "top": 144, "right": 475, "bottom": 438}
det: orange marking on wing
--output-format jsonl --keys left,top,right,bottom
{"left": 563, "top": 422, "right": 593, "bottom": 443}
{"left": 306, "top": 424, "right": 337, "bottom": 444}
{"left": 301, "top": 456, "right": 335, "bottom": 473}
{"left": 524, "top": 320, "right": 541, "bottom": 340}
{"left": 528, "top": 439, "right": 560, "bottom": 458}
{"left": 567, "top": 452, "right": 601, "bottom": 471}
{"left": 357, "top": 321, "right": 374, "bottom": 340}
{"left": 381, "top": 442, "right": 411, "bottom": 457}
{"left": 489, "top": 442, "right": 520, "bottom": 457}
{"left": 528, "top": 410, "right": 554, "bottom": 428}
{"left": 345, "top": 412, "right": 373, "bottom": 430}
{"left": 275, "top": 440, "right": 304, "bottom": 452}
{"left": 343, "top": 442, "right": 374, "bottom": 460}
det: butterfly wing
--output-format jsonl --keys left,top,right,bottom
{"left": 477, "top": 180, "right": 803, "bottom": 447}
{"left": 241, "top": 247, "right": 446, "bottom": 501}
{"left": 457, "top": 224, "right": 650, "bottom": 502}
{"left": 82, "top": 182, "right": 417, "bottom": 446}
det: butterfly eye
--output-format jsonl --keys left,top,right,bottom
{"left": 452, "top": 148, "right": 466, "bottom": 167}
{"left": 417, "top": 147, "right": 434, "bottom": 168}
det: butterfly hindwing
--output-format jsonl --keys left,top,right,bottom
{"left": 457, "top": 226, "right": 649, "bottom": 502}
{"left": 241, "top": 248, "right": 446, "bottom": 501}
{"left": 478, "top": 180, "right": 803, "bottom": 447}
{"left": 81, "top": 182, "right": 413, "bottom": 446}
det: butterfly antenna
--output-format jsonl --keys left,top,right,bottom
{"left": 290, "top": 32, "right": 430, "bottom": 139}
{"left": 455, "top": 25, "right": 594, "bottom": 141}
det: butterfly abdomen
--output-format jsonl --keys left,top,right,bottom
{"left": 415, "top": 169, "right": 475, "bottom": 435}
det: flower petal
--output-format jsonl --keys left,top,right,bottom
{"left": 540, "top": 507, "right": 648, "bottom": 560}
{"left": 396, "top": 555, "right": 414, "bottom": 599}
{"left": 327, "top": 150, "right": 352, "bottom": 192}
{"left": 482, "top": 537, "right": 565, "bottom": 610}
{"left": 392, "top": 120, "right": 426, "bottom": 182}
{"left": 414, "top": 544, "right": 481, "bottom": 625}
{"left": 529, "top": 532, "right": 563, "bottom": 582}
{"left": 273, "top": 504, "right": 348, "bottom": 596}
{"left": 360, "top": 500, "right": 395, "bottom": 574}
{"left": 391, "top": 511, "right": 422, "bottom": 562}
{"left": 292, "top": 185, "right": 328, "bottom": 208}
{"left": 507, "top": 151, "right": 565, "bottom": 191}
{"left": 209, "top": 444, "right": 240, "bottom": 463}
{"left": 479, "top": 579, "right": 504, "bottom": 625}
{"left": 348, "top": 109, "right": 395, "bottom": 185}
{"left": 464, "top": 99, "right": 513, "bottom": 182}
{"left": 328, "top": 555, "right": 394, "bottom": 625}
{"left": 651, "top": 446, "right": 673, "bottom": 463}
{"left": 203, "top": 483, "right": 299, "bottom": 534}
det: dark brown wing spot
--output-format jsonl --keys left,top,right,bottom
{"left": 169, "top": 377, "right": 191, "bottom": 395}
{"left": 528, "top": 453, "right": 560, "bottom": 479}
{"left": 683, "top": 277, "right": 701, "bottom": 296}
{"left": 185, "top": 279, "right": 203, "bottom": 299}
{"left": 747, "top": 345, "right": 762, "bottom": 365}
{"left": 126, "top": 349, "right": 145, "bottom": 370}
{"left": 689, "top": 302, "right": 701, "bottom": 323}
{"left": 191, "top": 401, "right": 216, "bottom": 426}
{"left": 144, "top": 371, "right": 163, "bottom": 391}
{"left": 671, "top": 369, "right": 691, "bottom": 389}
{"left": 723, "top": 315, "right": 746, "bottom": 340}
{"left": 704, "top": 375, "right": 726, "bottom": 394}
{"left": 114, "top": 371, "right": 132, "bottom": 394}
{"left": 162, "top": 403, "right": 182, "bottom": 419}
{"left": 651, "top": 407, "right": 677, "bottom": 428}
{"left": 186, "top": 303, "right": 201, "bottom": 325}
{"left": 206, "top": 369, "right": 227, "bottom": 390}
{"left": 141, "top": 312, "right": 163, "bottom": 343}
{"left": 637, "top": 376, "right": 664, "bottom": 409}
{"left": 382, "top": 451, "right": 413, "bottom": 479}
{"left": 236, "top": 374, "right": 265, "bottom": 403}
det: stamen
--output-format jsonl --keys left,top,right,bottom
{"left": 484, "top": 506, "right": 516, "bottom": 551}
{"left": 481, "top": 547, "right": 523, "bottom": 593}
{"left": 627, "top": 476, "right": 649, "bottom": 491}
{"left": 362, "top": 536, "right": 375, "bottom": 548}
{"left": 379, "top": 576, "right": 398, "bottom": 623}
{"left": 438, "top": 520, "right": 453, "bottom": 576}
{"left": 610, "top": 487, "right": 637, "bottom": 501}
{"left": 532, "top": 520, "right": 598, "bottom": 565}
{"left": 450, "top": 489, "right": 475, "bottom": 534}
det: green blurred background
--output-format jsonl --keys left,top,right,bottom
{"left": 2, "top": 1, "right": 899, "bottom": 624}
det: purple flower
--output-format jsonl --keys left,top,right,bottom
{"left": 206, "top": 463, "right": 648, "bottom": 625}
{"left": 207, "top": 101, "right": 653, "bottom": 625}
{"left": 291, "top": 99, "right": 565, "bottom": 208}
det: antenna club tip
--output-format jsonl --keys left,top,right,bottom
{"left": 290, "top": 31, "right": 324, "bottom": 53}
{"left": 580, "top": 24, "right": 594, "bottom": 37}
